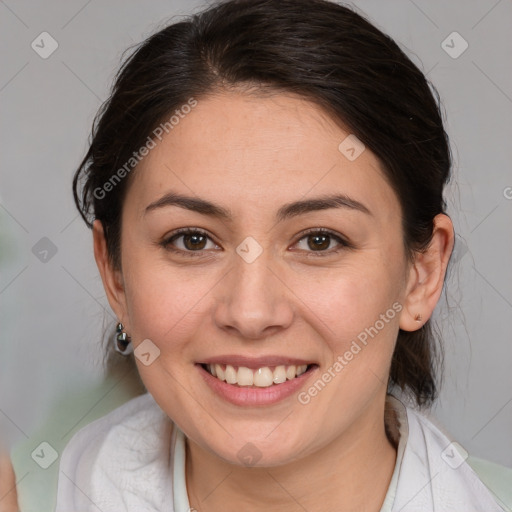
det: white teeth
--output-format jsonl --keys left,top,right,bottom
{"left": 297, "top": 364, "right": 308, "bottom": 376}
{"left": 237, "top": 366, "right": 254, "bottom": 386}
{"left": 207, "top": 363, "right": 310, "bottom": 388}
{"left": 286, "top": 365, "right": 296, "bottom": 380}
{"left": 254, "top": 367, "right": 274, "bottom": 387}
{"left": 224, "top": 364, "right": 237, "bottom": 384}
{"left": 273, "top": 365, "right": 287, "bottom": 384}
{"left": 216, "top": 365, "right": 225, "bottom": 381}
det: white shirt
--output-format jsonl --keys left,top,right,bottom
{"left": 54, "top": 392, "right": 507, "bottom": 512}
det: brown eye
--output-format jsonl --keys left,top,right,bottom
{"left": 161, "top": 228, "right": 218, "bottom": 256}
{"left": 181, "top": 232, "right": 208, "bottom": 250}
{"left": 306, "top": 233, "right": 331, "bottom": 251}
{"left": 294, "top": 229, "right": 350, "bottom": 255}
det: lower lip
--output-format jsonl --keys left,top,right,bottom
{"left": 196, "top": 363, "right": 318, "bottom": 406}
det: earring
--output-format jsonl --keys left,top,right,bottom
{"left": 114, "top": 322, "right": 133, "bottom": 355}
{"left": 414, "top": 313, "right": 423, "bottom": 323}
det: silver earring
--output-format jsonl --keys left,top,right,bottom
{"left": 114, "top": 322, "right": 133, "bottom": 355}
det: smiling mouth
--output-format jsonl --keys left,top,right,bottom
{"left": 200, "top": 363, "right": 317, "bottom": 388}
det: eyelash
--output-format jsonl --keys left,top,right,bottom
{"left": 159, "top": 227, "right": 351, "bottom": 258}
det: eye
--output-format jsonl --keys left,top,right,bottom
{"left": 160, "top": 227, "right": 351, "bottom": 258}
{"left": 293, "top": 228, "right": 350, "bottom": 256}
{"left": 160, "top": 228, "right": 219, "bottom": 256}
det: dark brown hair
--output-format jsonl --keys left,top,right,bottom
{"left": 73, "top": 0, "right": 452, "bottom": 407}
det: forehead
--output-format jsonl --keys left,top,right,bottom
{"left": 126, "top": 91, "right": 400, "bottom": 222}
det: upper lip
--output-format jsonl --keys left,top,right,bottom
{"left": 199, "top": 355, "right": 316, "bottom": 370}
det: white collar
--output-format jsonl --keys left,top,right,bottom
{"left": 169, "top": 394, "right": 406, "bottom": 512}
{"left": 56, "top": 392, "right": 506, "bottom": 511}
{"left": 170, "top": 394, "right": 506, "bottom": 512}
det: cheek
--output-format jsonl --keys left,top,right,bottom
{"left": 295, "top": 264, "right": 403, "bottom": 388}
{"left": 122, "top": 249, "right": 220, "bottom": 350}
{"left": 300, "top": 275, "right": 401, "bottom": 411}
{"left": 299, "top": 261, "right": 401, "bottom": 334}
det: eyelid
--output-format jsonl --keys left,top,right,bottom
{"left": 160, "top": 227, "right": 351, "bottom": 256}
{"left": 292, "top": 227, "right": 352, "bottom": 254}
{"left": 160, "top": 227, "right": 220, "bottom": 257}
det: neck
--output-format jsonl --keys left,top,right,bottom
{"left": 185, "top": 392, "right": 397, "bottom": 512}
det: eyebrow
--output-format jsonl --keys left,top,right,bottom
{"left": 144, "top": 191, "right": 372, "bottom": 221}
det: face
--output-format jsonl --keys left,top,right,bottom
{"left": 98, "top": 90, "right": 419, "bottom": 466}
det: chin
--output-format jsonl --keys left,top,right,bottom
{"left": 201, "top": 433, "right": 308, "bottom": 469}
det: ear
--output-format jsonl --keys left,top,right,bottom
{"left": 92, "top": 219, "right": 129, "bottom": 327}
{"left": 399, "top": 213, "right": 454, "bottom": 332}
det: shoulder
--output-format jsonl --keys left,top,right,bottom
{"left": 466, "top": 456, "right": 512, "bottom": 511}
{"left": 400, "top": 399, "right": 512, "bottom": 511}
{"left": 59, "top": 392, "right": 164, "bottom": 461}
{"left": 55, "top": 392, "right": 174, "bottom": 510}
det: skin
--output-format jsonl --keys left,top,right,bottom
{"left": 92, "top": 90, "right": 454, "bottom": 512}
{"left": 0, "top": 449, "right": 18, "bottom": 512}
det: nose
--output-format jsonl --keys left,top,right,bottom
{"left": 213, "top": 246, "right": 294, "bottom": 340}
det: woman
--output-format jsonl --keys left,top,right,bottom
{"left": 4, "top": 0, "right": 510, "bottom": 510}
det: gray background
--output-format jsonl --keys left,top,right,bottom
{"left": 1, "top": 0, "right": 511, "bottom": 501}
